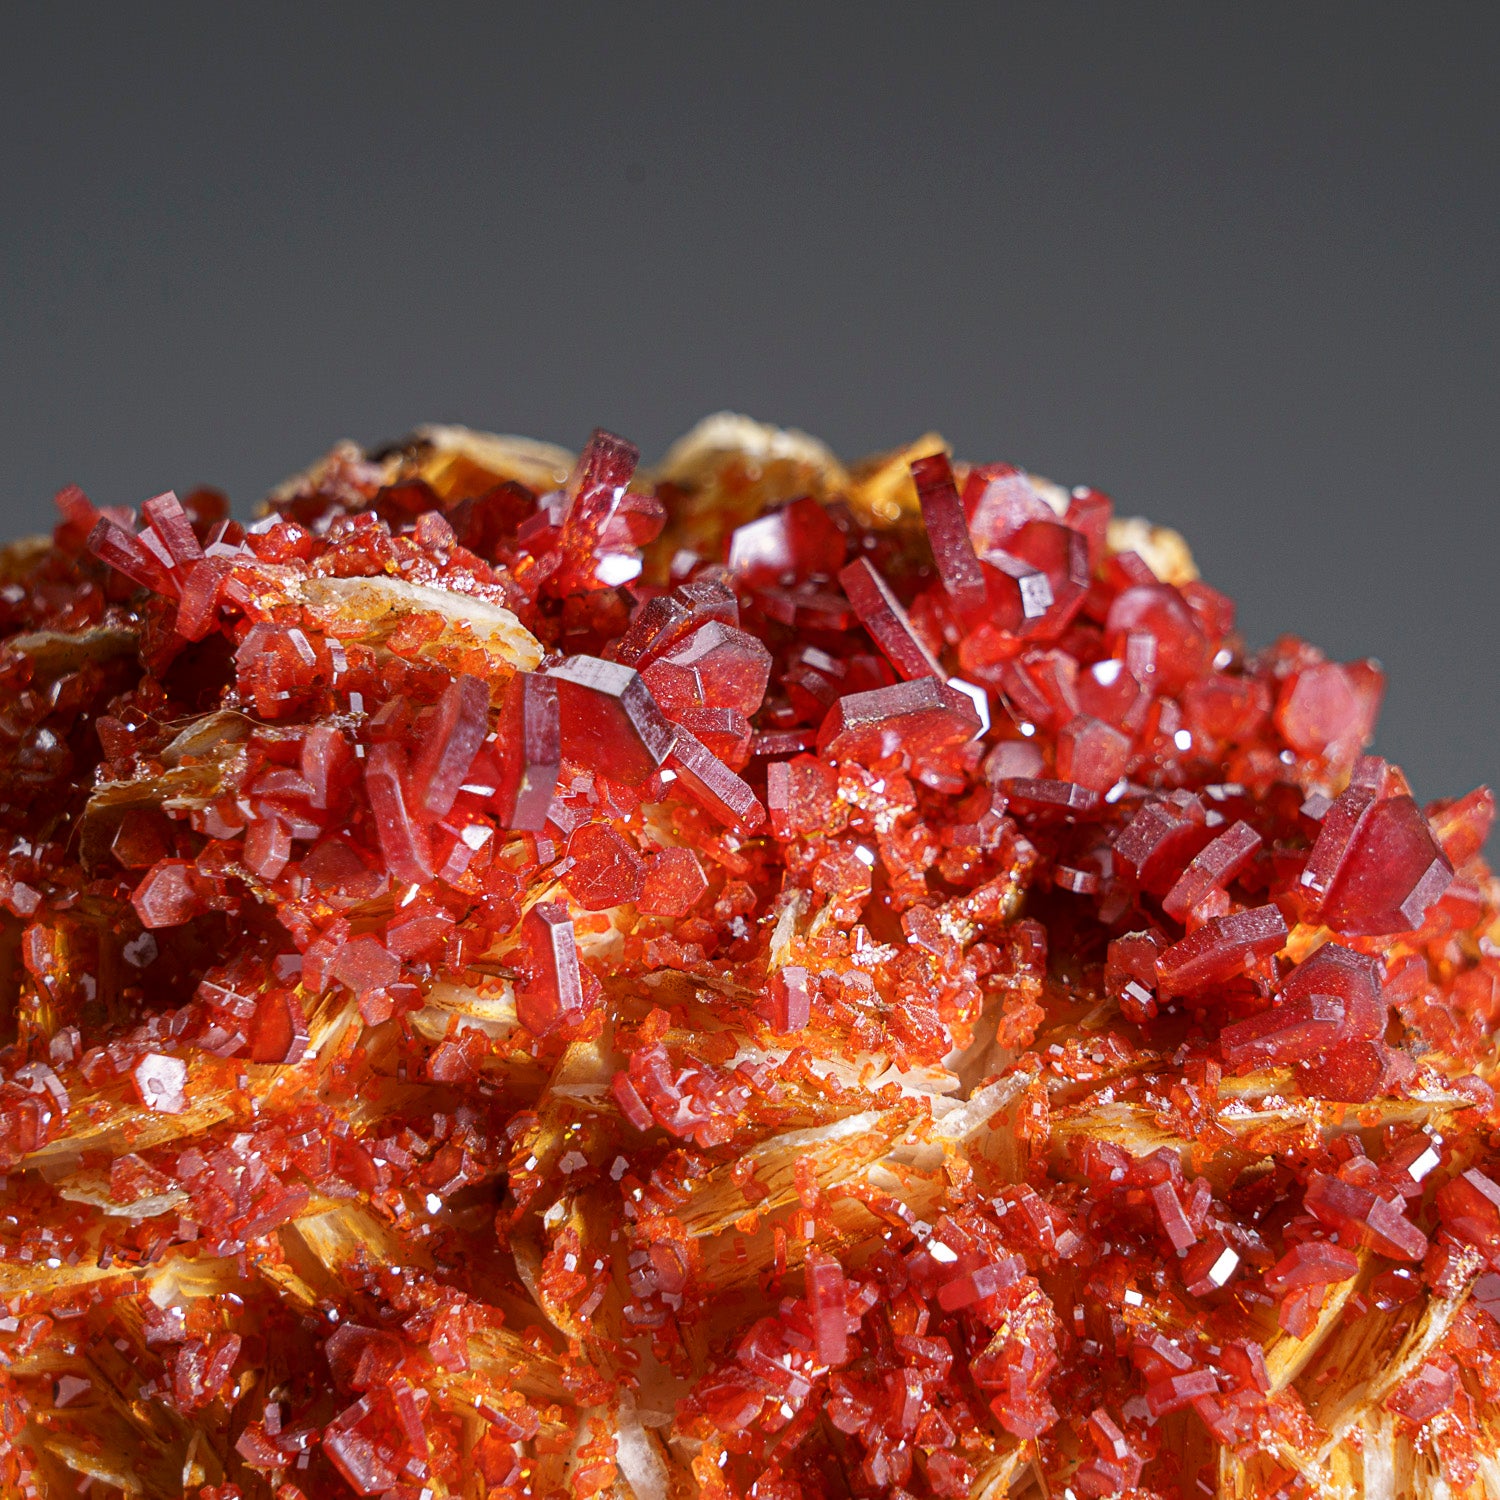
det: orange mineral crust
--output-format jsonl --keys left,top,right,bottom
{"left": 0, "top": 415, "right": 1494, "bottom": 1499}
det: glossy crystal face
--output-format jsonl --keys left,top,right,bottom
{"left": 0, "top": 419, "right": 1493, "bottom": 1498}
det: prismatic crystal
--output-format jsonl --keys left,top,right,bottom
{"left": 0, "top": 418, "right": 1492, "bottom": 1499}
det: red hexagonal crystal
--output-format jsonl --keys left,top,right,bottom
{"left": 547, "top": 655, "right": 676, "bottom": 788}
{"left": 1162, "top": 820, "right": 1262, "bottom": 921}
{"left": 494, "top": 671, "right": 561, "bottom": 830}
{"left": 911, "top": 451, "right": 988, "bottom": 624}
{"left": 516, "top": 902, "right": 589, "bottom": 1036}
{"left": 838, "top": 557, "right": 943, "bottom": 681}
{"left": 637, "top": 847, "right": 709, "bottom": 917}
{"left": 364, "top": 741, "right": 435, "bottom": 886}
{"left": 1302, "top": 779, "right": 1454, "bottom": 935}
{"left": 408, "top": 673, "right": 489, "bottom": 819}
{"left": 563, "top": 823, "right": 645, "bottom": 910}
{"left": 727, "top": 495, "right": 846, "bottom": 584}
{"left": 1104, "top": 583, "right": 1212, "bottom": 696}
{"left": 818, "top": 677, "right": 980, "bottom": 763}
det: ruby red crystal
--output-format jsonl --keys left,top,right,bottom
{"left": 993, "top": 519, "right": 1090, "bottom": 639}
{"left": 962, "top": 464, "right": 1055, "bottom": 550}
{"left": 1304, "top": 787, "right": 1454, "bottom": 936}
{"left": 641, "top": 619, "right": 772, "bottom": 714}
{"left": 818, "top": 677, "right": 980, "bottom": 762}
{"left": 494, "top": 670, "right": 561, "bottom": 830}
{"left": 1304, "top": 1171, "right": 1428, "bottom": 1261}
{"left": 1222, "top": 992, "right": 1344, "bottom": 1069}
{"left": 553, "top": 428, "right": 643, "bottom": 590}
{"left": 839, "top": 557, "right": 943, "bottom": 681}
{"left": 637, "top": 846, "right": 709, "bottom": 917}
{"left": 727, "top": 495, "right": 846, "bottom": 584}
{"left": 1156, "top": 904, "right": 1288, "bottom": 997}
{"left": 131, "top": 859, "right": 206, "bottom": 929}
{"left": 911, "top": 452, "right": 988, "bottom": 624}
{"left": 1114, "top": 795, "right": 1210, "bottom": 892}
{"left": 1219, "top": 943, "right": 1384, "bottom": 1077}
{"left": 563, "top": 822, "right": 645, "bottom": 910}
{"left": 408, "top": 672, "right": 489, "bottom": 818}
{"left": 516, "top": 901, "right": 588, "bottom": 1035}
{"left": 1162, "top": 819, "right": 1262, "bottom": 921}
{"left": 547, "top": 654, "right": 675, "bottom": 788}
{"left": 1263, "top": 1239, "right": 1360, "bottom": 1295}
{"left": 667, "top": 728, "right": 767, "bottom": 832}
{"left": 762, "top": 964, "right": 811, "bottom": 1031}
{"left": 1104, "top": 583, "right": 1212, "bottom": 696}
{"left": 1274, "top": 659, "right": 1384, "bottom": 769}
{"left": 805, "top": 1250, "right": 851, "bottom": 1366}
{"left": 936, "top": 1254, "right": 1026, "bottom": 1311}
{"left": 1056, "top": 713, "right": 1132, "bottom": 792}
{"left": 364, "top": 741, "right": 435, "bottom": 885}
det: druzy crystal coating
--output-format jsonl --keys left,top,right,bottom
{"left": 0, "top": 415, "right": 1493, "bottom": 1499}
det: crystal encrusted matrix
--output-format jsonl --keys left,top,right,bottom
{"left": 0, "top": 414, "right": 1494, "bottom": 1499}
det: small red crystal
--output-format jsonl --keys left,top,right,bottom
{"left": 667, "top": 729, "right": 767, "bottom": 832}
{"left": 1104, "top": 582, "right": 1211, "bottom": 695}
{"left": 1301, "top": 772, "right": 1454, "bottom": 934}
{"left": 563, "top": 822, "right": 645, "bottom": 910}
{"left": 839, "top": 557, "right": 943, "bottom": 681}
{"left": 131, "top": 860, "right": 206, "bottom": 930}
{"left": 494, "top": 671, "right": 562, "bottom": 830}
{"left": 1156, "top": 905, "right": 1288, "bottom": 997}
{"left": 805, "top": 1250, "right": 850, "bottom": 1366}
{"left": 727, "top": 495, "right": 846, "bottom": 584}
{"left": 548, "top": 655, "right": 675, "bottom": 788}
{"left": 637, "top": 847, "right": 709, "bottom": 917}
{"left": 1162, "top": 820, "right": 1262, "bottom": 921}
{"left": 912, "top": 452, "right": 988, "bottom": 624}
{"left": 516, "top": 902, "right": 589, "bottom": 1036}
{"left": 818, "top": 677, "right": 980, "bottom": 762}
{"left": 364, "top": 741, "right": 435, "bottom": 886}
{"left": 408, "top": 673, "right": 489, "bottom": 819}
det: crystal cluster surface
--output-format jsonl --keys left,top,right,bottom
{"left": 0, "top": 418, "right": 1493, "bottom": 1499}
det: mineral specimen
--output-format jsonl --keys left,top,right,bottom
{"left": 0, "top": 415, "right": 1492, "bottom": 1499}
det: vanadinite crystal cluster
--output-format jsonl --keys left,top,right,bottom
{"left": 0, "top": 414, "right": 1494, "bottom": 1500}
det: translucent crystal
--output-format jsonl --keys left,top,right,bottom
{"left": 364, "top": 742, "right": 435, "bottom": 885}
{"left": 7, "top": 419, "right": 1499, "bottom": 1499}
{"left": 1056, "top": 714, "right": 1132, "bottom": 792}
{"left": 408, "top": 673, "right": 489, "bottom": 818}
{"left": 1302, "top": 781, "right": 1454, "bottom": 935}
{"left": 667, "top": 729, "right": 766, "bottom": 832}
{"left": 1104, "top": 583, "right": 1211, "bottom": 696}
{"left": 726, "top": 495, "right": 845, "bottom": 584}
{"left": 838, "top": 557, "right": 943, "bottom": 683}
{"left": 641, "top": 620, "right": 772, "bottom": 714}
{"left": 494, "top": 671, "right": 561, "bottom": 830}
{"left": 548, "top": 655, "right": 675, "bottom": 787}
{"left": 563, "top": 823, "right": 645, "bottom": 910}
{"left": 818, "top": 677, "right": 980, "bottom": 762}
{"left": 516, "top": 902, "right": 589, "bottom": 1035}
{"left": 1162, "top": 820, "right": 1262, "bottom": 921}
{"left": 1156, "top": 905, "right": 1288, "bottom": 997}
{"left": 131, "top": 1053, "right": 187, "bottom": 1114}
{"left": 637, "top": 847, "right": 709, "bottom": 917}
{"left": 911, "top": 452, "right": 988, "bottom": 624}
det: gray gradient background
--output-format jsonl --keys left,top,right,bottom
{"left": 1, "top": 5, "right": 1495, "bottom": 848}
